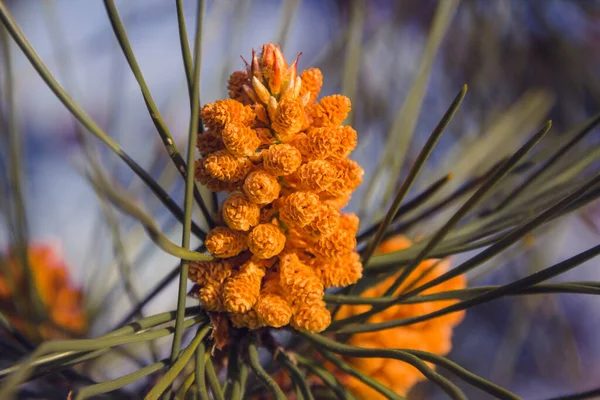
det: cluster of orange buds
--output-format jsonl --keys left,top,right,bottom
{"left": 331, "top": 235, "right": 466, "bottom": 398}
{"left": 0, "top": 244, "right": 87, "bottom": 340}
{"left": 191, "top": 43, "right": 364, "bottom": 333}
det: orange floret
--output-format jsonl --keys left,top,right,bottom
{"left": 255, "top": 126, "right": 277, "bottom": 145}
{"left": 222, "top": 122, "right": 261, "bottom": 157}
{"left": 304, "top": 125, "right": 357, "bottom": 160}
{"left": 293, "top": 160, "right": 337, "bottom": 191}
{"left": 201, "top": 99, "right": 254, "bottom": 132}
{"left": 331, "top": 235, "right": 467, "bottom": 398}
{"left": 248, "top": 223, "right": 286, "bottom": 259}
{"left": 263, "top": 143, "right": 303, "bottom": 176}
{"left": 283, "top": 227, "right": 310, "bottom": 251}
{"left": 259, "top": 205, "right": 279, "bottom": 224}
{"left": 195, "top": 160, "right": 239, "bottom": 192}
{"left": 299, "top": 203, "right": 340, "bottom": 239}
{"left": 205, "top": 227, "right": 247, "bottom": 258}
{"left": 271, "top": 97, "right": 305, "bottom": 139}
{"left": 222, "top": 193, "right": 260, "bottom": 231}
{"left": 290, "top": 300, "right": 331, "bottom": 333}
{"left": 311, "top": 228, "right": 357, "bottom": 259}
{"left": 190, "top": 281, "right": 225, "bottom": 311}
{"left": 279, "top": 191, "right": 321, "bottom": 227}
{"left": 255, "top": 272, "right": 292, "bottom": 328}
{"left": 299, "top": 68, "right": 323, "bottom": 104}
{"left": 222, "top": 258, "right": 266, "bottom": 313}
{"left": 279, "top": 253, "right": 324, "bottom": 307}
{"left": 288, "top": 132, "right": 310, "bottom": 157}
{"left": 312, "top": 250, "right": 363, "bottom": 288}
{"left": 339, "top": 212, "right": 360, "bottom": 232}
{"left": 319, "top": 192, "right": 352, "bottom": 209}
{"left": 229, "top": 309, "right": 265, "bottom": 329}
{"left": 323, "top": 159, "right": 364, "bottom": 197}
{"left": 203, "top": 149, "right": 253, "bottom": 182}
{"left": 228, "top": 70, "right": 251, "bottom": 104}
{"left": 243, "top": 170, "right": 281, "bottom": 205}
{"left": 188, "top": 260, "right": 233, "bottom": 285}
{"left": 333, "top": 126, "right": 358, "bottom": 159}
{"left": 308, "top": 94, "right": 351, "bottom": 127}
{"left": 304, "top": 126, "right": 343, "bottom": 160}
{"left": 196, "top": 130, "right": 225, "bottom": 156}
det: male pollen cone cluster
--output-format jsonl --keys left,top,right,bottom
{"left": 191, "top": 43, "right": 364, "bottom": 333}
{"left": 0, "top": 244, "right": 87, "bottom": 340}
{"left": 331, "top": 235, "right": 466, "bottom": 398}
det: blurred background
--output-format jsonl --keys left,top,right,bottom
{"left": 1, "top": 0, "right": 600, "bottom": 398}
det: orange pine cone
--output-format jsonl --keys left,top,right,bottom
{"left": 0, "top": 244, "right": 87, "bottom": 339}
{"left": 193, "top": 43, "right": 363, "bottom": 333}
{"left": 330, "top": 235, "right": 467, "bottom": 398}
